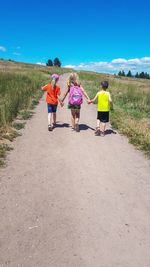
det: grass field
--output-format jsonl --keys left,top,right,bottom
{"left": 0, "top": 60, "right": 150, "bottom": 165}
{"left": 0, "top": 60, "right": 71, "bottom": 166}
{"left": 79, "top": 71, "right": 150, "bottom": 158}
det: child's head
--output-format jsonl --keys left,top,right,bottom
{"left": 101, "top": 81, "right": 109, "bottom": 90}
{"left": 51, "top": 73, "right": 59, "bottom": 87}
{"left": 69, "top": 73, "right": 79, "bottom": 85}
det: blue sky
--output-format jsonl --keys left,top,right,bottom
{"left": 0, "top": 0, "right": 150, "bottom": 73}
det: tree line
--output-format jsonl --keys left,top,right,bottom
{"left": 118, "top": 70, "right": 150, "bottom": 79}
{"left": 46, "top": 57, "right": 61, "bottom": 67}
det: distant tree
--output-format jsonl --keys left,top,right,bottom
{"left": 144, "top": 72, "right": 150, "bottom": 79}
{"left": 139, "top": 72, "right": 145, "bottom": 79}
{"left": 126, "top": 70, "right": 132, "bottom": 77}
{"left": 118, "top": 70, "right": 125, "bottom": 76}
{"left": 46, "top": 59, "right": 53, "bottom": 66}
{"left": 53, "top": 57, "right": 61, "bottom": 67}
{"left": 135, "top": 71, "right": 150, "bottom": 79}
{"left": 135, "top": 72, "right": 139, "bottom": 78}
{"left": 118, "top": 71, "right": 122, "bottom": 76}
{"left": 121, "top": 70, "right": 126, "bottom": 77}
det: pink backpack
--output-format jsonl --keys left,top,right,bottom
{"left": 68, "top": 85, "right": 83, "bottom": 105}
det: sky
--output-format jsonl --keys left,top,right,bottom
{"left": 0, "top": 0, "right": 150, "bottom": 74}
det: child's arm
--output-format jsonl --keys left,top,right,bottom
{"left": 108, "top": 92, "right": 113, "bottom": 110}
{"left": 61, "top": 87, "right": 70, "bottom": 102}
{"left": 57, "top": 88, "right": 64, "bottom": 107}
{"left": 58, "top": 97, "right": 64, "bottom": 107}
{"left": 41, "top": 84, "right": 48, "bottom": 91}
{"left": 58, "top": 95, "right": 64, "bottom": 107}
{"left": 88, "top": 94, "right": 98, "bottom": 104}
{"left": 80, "top": 86, "right": 90, "bottom": 101}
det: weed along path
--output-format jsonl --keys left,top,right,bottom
{"left": 0, "top": 73, "right": 150, "bottom": 267}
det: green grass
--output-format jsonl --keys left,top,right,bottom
{"left": 12, "top": 122, "right": 25, "bottom": 130}
{"left": 110, "top": 109, "right": 150, "bottom": 157}
{"left": 2, "top": 129, "right": 21, "bottom": 142}
{"left": 0, "top": 144, "right": 13, "bottom": 167}
{"left": 79, "top": 71, "right": 150, "bottom": 158}
{"left": 0, "top": 60, "right": 72, "bottom": 166}
{"left": 18, "top": 110, "right": 34, "bottom": 120}
{"left": 0, "top": 60, "right": 71, "bottom": 129}
{"left": 0, "top": 71, "right": 47, "bottom": 126}
{"left": 1, "top": 60, "right": 149, "bottom": 160}
{"left": 0, "top": 60, "right": 71, "bottom": 128}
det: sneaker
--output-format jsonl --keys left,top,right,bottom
{"left": 48, "top": 125, "right": 53, "bottom": 131}
{"left": 75, "top": 124, "right": 80, "bottom": 132}
{"left": 95, "top": 128, "right": 100, "bottom": 136}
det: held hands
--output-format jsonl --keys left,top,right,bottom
{"left": 60, "top": 100, "right": 64, "bottom": 107}
{"left": 87, "top": 99, "right": 93, "bottom": 104}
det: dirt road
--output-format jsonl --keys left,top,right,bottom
{"left": 0, "top": 74, "right": 150, "bottom": 267}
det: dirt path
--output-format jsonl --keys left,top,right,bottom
{"left": 0, "top": 74, "right": 150, "bottom": 267}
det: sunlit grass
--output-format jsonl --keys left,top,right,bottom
{"left": 79, "top": 71, "right": 150, "bottom": 157}
{"left": 0, "top": 60, "right": 72, "bottom": 166}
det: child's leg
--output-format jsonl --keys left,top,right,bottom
{"left": 48, "top": 113, "right": 53, "bottom": 125}
{"left": 53, "top": 112, "right": 56, "bottom": 124}
{"left": 100, "top": 122, "right": 106, "bottom": 136}
{"left": 95, "top": 119, "right": 100, "bottom": 135}
{"left": 96, "top": 119, "right": 100, "bottom": 128}
{"left": 71, "top": 110, "right": 76, "bottom": 129}
{"left": 100, "top": 112, "right": 109, "bottom": 135}
{"left": 96, "top": 113, "right": 100, "bottom": 130}
{"left": 75, "top": 110, "right": 80, "bottom": 132}
{"left": 102, "top": 122, "right": 106, "bottom": 132}
{"left": 75, "top": 110, "right": 80, "bottom": 124}
{"left": 47, "top": 104, "right": 53, "bottom": 131}
{"left": 52, "top": 105, "right": 58, "bottom": 127}
{"left": 95, "top": 111, "right": 100, "bottom": 135}
{"left": 48, "top": 113, "right": 53, "bottom": 131}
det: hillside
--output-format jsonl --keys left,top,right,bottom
{"left": 78, "top": 71, "right": 150, "bottom": 157}
{"left": 0, "top": 60, "right": 72, "bottom": 166}
{"left": 0, "top": 60, "right": 150, "bottom": 166}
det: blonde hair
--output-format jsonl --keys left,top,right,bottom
{"left": 51, "top": 78, "right": 58, "bottom": 88}
{"left": 68, "top": 73, "right": 79, "bottom": 86}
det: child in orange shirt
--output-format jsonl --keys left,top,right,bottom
{"left": 41, "top": 74, "right": 62, "bottom": 131}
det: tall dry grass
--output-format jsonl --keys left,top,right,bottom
{"left": 0, "top": 60, "right": 72, "bottom": 166}
{"left": 79, "top": 71, "right": 150, "bottom": 157}
{"left": 0, "top": 60, "right": 71, "bottom": 127}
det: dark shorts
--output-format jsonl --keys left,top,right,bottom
{"left": 68, "top": 103, "right": 81, "bottom": 110}
{"left": 47, "top": 104, "right": 58, "bottom": 113}
{"left": 97, "top": 111, "right": 109, "bottom": 122}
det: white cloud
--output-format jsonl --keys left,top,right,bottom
{"left": 112, "top": 58, "right": 127, "bottom": 64}
{"left": 65, "top": 57, "right": 150, "bottom": 74}
{"left": 141, "top": 57, "right": 150, "bottom": 63}
{"left": 64, "top": 64, "right": 76, "bottom": 68}
{"left": 36, "top": 62, "right": 46, "bottom": 66}
{"left": 13, "top": 52, "right": 21, "bottom": 56}
{"left": 0, "top": 46, "right": 6, "bottom": 52}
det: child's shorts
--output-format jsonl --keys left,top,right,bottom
{"left": 97, "top": 111, "right": 109, "bottom": 122}
{"left": 68, "top": 103, "right": 81, "bottom": 110}
{"left": 47, "top": 104, "right": 58, "bottom": 113}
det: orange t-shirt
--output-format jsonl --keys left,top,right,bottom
{"left": 42, "top": 83, "right": 61, "bottom": 104}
